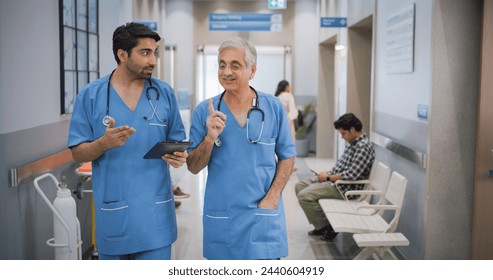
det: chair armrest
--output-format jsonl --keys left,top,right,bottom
{"left": 344, "top": 190, "right": 382, "bottom": 200}
{"left": 356, "top": 204, "right": 398, "bottom": 214}
{"left": 335, "top": 180, "right": 371, "bottom": 201}
{"left": 335, "top": 179, "right": 370, "bottom": 186}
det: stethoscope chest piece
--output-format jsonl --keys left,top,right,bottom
{"left": 214, "top": 137, "right": 222, "bottom": 147}
{"left": 102, "top": 115, "right": 113, "bottom": 127}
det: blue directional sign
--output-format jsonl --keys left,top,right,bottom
{"left": 209, "top": 13, "right": 282, "bottom": 32}
{"left": 136, "top": 21, "right": 158, "bottom": 31}
{"left": 320, "top": 17, "right": 347, "bottom": 28}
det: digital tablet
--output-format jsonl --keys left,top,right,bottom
{"left": 143, "top": 141, "right": 192, "bottom": 159}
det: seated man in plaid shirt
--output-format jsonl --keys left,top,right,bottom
{"left": 295, "top": 113, "right": 375, "bottom": 241}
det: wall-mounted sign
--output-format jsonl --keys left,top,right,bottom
{"left": 209, "top": 13, "right": 282, "bottom": 32}
{"left": 320, "top": 17, "right": 347, "bottom": 28}
{"left": 268, "top": 0, "right": 286, "bottom": 9}
{"left": 386, "top": 4, "right": 415, "bottom": 74}
{"left": 136, "top": 21, "right": 158, "bottom": 31}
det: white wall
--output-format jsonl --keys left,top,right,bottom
{"left": 163, "top": 0, "right": 194, "bottom": 98}
{"left": 99, "top": 0, "right": 134, "bottom": 76}
{"left": 0, "top": 0, "right": 61, "bottom": 134}
{"left": 374, "top": 1, "right": 431, "bottom": 125}
{"left": 372, "top": 0, "right": 434, "bottom": 260}
{"left": 0, "top": 0, "right": 133, "bottom": 135}
{"left": 293, "top": 0, "right": 318, "bottom": 97}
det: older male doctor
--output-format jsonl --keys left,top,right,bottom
{"left": 187, "top": 37, "right": 296, "bottom": 260}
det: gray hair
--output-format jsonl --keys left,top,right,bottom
{"left": 218, "top": 37, "right": 257, "bottom": 69}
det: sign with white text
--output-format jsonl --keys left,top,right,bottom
{"left": 320, "top": 17, "right": 347, "bottom": 28}
{"left": 209, "top": 13, "right": 282, "bottom": 32}
{"left": 136, "top": 21, "right": 158, "bottom": 31}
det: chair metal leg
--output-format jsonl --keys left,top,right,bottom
{"left": 353, "top": 246, "right": 399, "bottom": 260}
{"left": 353, "top": 247, "right": 376, "bottom": 260}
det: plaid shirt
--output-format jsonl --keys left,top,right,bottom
{"left": 328, "top": 134, "right": 375, "bottom": 196}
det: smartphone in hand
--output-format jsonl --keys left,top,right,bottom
{"left": 309, "top": 169, "right": 319, "bottom": 183}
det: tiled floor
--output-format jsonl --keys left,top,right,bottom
{"left": 171, "top": 156, "right": 362, "bottom": 260}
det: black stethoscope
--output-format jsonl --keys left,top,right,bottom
{"left": 215, "top": 86, "right": 265, "bottom": 146}
{"left": 102, "top": 70, "right": 164, "bottom": 126}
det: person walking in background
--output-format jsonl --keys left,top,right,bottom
{"left": 275, "top": 80, "right": 298, "bottom": 143}
{"left": 276, "top": 80, "right": 299, "bottom": 171}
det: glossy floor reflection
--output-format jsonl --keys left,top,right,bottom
{"left": 171, "top": 156, "right": 362, "bottom": 260}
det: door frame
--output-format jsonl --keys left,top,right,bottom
{"left": 472, "top": 0, "right": 493, "bottom": 259}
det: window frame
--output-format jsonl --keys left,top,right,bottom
{"left": 59, "top": 0, "right": 99, "bottom": 115}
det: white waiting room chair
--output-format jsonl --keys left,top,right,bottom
{"left": 324, "top": 171, "right": 409, "bottom": 260}
{"left": 324, "top": 171, "right": 408, "bottom": 235}
{"left": 352, "top": 232, "right": 410, "bottom": 260}
{"left": 319, "top": 161, "right": 391, "bottom": 215}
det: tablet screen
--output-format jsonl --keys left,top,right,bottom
{"left": 143, "top": 141, "right": 192, "bottom": 159}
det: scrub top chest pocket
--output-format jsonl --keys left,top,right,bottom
{"left": 255, "top": 137, "right": 276, "bottom": 167}
{"left": 146, "top": 117, "right": 167, "bottom": 127}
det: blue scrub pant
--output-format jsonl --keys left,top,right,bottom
{"left": 98, "top": 245, "right": 172, "bottom": 260}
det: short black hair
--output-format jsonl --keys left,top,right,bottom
{"left": 334, "top": 113, "right": 363, "bottom": 131}
{"left": 112, "top": 22, "right": 161, "bottom": 64}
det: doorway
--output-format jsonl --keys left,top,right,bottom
{"left": 316, "top": 16, "right": 373, "bottom": 160}
{"left": 347, "top": 16, "right": 373, "bottom": 142}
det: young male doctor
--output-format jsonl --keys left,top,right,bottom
{"left": 67, "top": 23, "right": 187, "bottom": 260}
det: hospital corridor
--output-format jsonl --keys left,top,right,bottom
{"left": 1, "top": 0, "right": 493, "bottom": 269}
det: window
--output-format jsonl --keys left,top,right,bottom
{"left": 60, "top": 0, "right": 99, "bottom": 114}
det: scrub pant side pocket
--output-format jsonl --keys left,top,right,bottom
{"left": 100, "top": 200, "right": 128, "bottom": 237}
{"left": 251, "top": 208, "right": 281, "bottom": 244}
{"left": 204, "top": 210, "right": 231, "bottom": 245}
{"left": 155, "top": 196, "right": 174, "bottom": 229}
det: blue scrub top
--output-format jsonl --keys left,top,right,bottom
{"left": 67, "top": 74, "right": 186, "bottom": 255}
{"left": 189, "top": 91, "right": 296, "bottom": 260}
